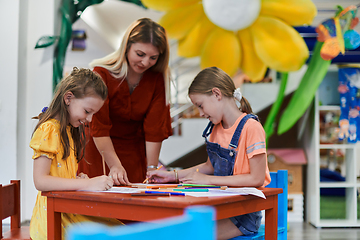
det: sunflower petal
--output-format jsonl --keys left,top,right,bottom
{"left": 200, "top": 28, "right": 241, "bottom": 77}
{"left": 237, "top": 28, "right": 267, "bottom": 82}
{"left": 178, "top": 14, "right": 216, "bottom": 58}
{"left": 261, "top": 0, "right": 317, "bottom": 26}
{"left": 251, "top": 16, "right": 309, "bottom": 72}
{"left": 141, "top": 0, "right": 199, "bottom": 12}
{"left": 159, "top": 3, "right": 203, "bottom": 40}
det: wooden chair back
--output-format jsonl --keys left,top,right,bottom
{"left": 0, "top": 180, "right": 30, "bottom": 240}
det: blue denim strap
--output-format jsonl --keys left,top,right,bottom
{"left": 202, "top": 121, "right": 214, "bottom": 138}
{"left": 229, "top": 114, "right": 259, "bottom": 149}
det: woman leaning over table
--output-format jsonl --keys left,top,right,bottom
{"left": 78, "top": 18, "right": 172, "bottom": 185}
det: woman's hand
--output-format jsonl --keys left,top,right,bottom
{"left": 109, "top": 165, "right": 130, "bottom": 186}
{"left": 147, "top": 170, "right": 175, "bottom": 183}
{"left": 83, "top": 175, "right": 114, "bottom": 191}
{"left": 93, "top": 137, "right": 131, "bottom": 185}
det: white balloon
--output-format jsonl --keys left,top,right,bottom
{"left": 203, "top": 0, "right": 261, "bottom": 31}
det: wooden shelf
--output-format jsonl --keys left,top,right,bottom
{"left": 305, "top": 73, "right": 360, "bottom": 227}
{"left": 318, "top": 105, "right": 340, "bottom": 111}
{"left": 319, "top": 144, "right": 357, "bottom": 149}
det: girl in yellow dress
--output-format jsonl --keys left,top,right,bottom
{"left": 29, "top": 67, "right": 123, "bottom": 240}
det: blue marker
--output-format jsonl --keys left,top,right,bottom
{"left": 145, "top": 190, "right": 185, "bottom": 196}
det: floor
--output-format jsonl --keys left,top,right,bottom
{"left": 3, "top": 221, "right": 360, "bottom": 239}
{"left": 287, "top": 222, "right": 360, "bottom": 240}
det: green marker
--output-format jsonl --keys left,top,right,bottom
{"left": 180, "top": 184, "right": 220, "bottom": 188}
{"left": 173, "top": 188, "right": 209, "bottom": 192}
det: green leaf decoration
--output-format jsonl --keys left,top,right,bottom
{"left": 34, "top": 0, "right": 145, "bottom": 92}
{"left": 264, "top": 72, "right": 288, "bottom": 145}
{"left": 35, "top": 36, "right": 58, "bottom": 49}
{"left": 123, "top": 0, "right": 146, "bottom": 8}
{"left": 277, "top": 41, "right": 331, "bottom": 135}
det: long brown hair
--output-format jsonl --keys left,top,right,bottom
{"left": 32, "top": 67, "right": 108, "bottom": 162}
{"left": 188, "top": 67, "right": 253, "bottom": 114}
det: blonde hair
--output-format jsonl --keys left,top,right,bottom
{"left": 32, "top": 67, "right": 108, "bottom": 162}
{"left": 90, "top": 18, "right": 171, "bottom": 102}
{"left": 188, "top": 67, "right": 253, "bottom": 114}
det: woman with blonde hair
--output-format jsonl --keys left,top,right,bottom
{"left": 78, "top": 18, "right": 172, "bottom": 185}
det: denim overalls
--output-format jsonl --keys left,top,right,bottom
{"left": 202, "top": 114, "right": 262, "bottom": 235}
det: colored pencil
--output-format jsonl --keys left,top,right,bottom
{"left": 145, "top": 190, "right": 185, "bottom": 196}
{"left": 173, "top": 188, "right": 209, "bottom": 192}
{"left": 101, "top": 151, "right": 106, "bottom": 175}
{"left": 180, "top": 184, "right": 220, "bottom": 188}
{"left": 131, "top": 193, "right": 170, "bottom": 196}
{"left": 146, "top": 184, "right": 179, "bottom": 189}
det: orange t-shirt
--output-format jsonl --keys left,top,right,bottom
{"left": 209, "top": 113, "right": 271, "bottom": 187}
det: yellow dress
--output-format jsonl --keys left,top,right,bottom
{"left": 29, "top": 119, "right": 123, "bottom": 240}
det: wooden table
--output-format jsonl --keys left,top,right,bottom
{"left": 43, "top": 188, "right": 282, "bottom": 240}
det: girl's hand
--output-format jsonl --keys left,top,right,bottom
{"left": 76, "top": 172, "right": 89, "bottom": 179}
{"left": 147, "top": 170, "right": 175, "bottom": 183}
{"left": 109, "top": 165, "right": 130, "bottom": 186}
{"left": 146, "top": 167, "right": 157, "bottom": 175}
{"left": 84, "top": 175, "right": 113, "bottom": 191}
{"left": 180, "top": 171, "right": 209, "bottom": 184}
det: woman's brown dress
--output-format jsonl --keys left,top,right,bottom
{"left": 78, "top": 67, "right": 172, "bottom": 183}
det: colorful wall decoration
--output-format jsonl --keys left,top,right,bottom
{"left": 142, "top": 0, "right": 317, "bottom": 82}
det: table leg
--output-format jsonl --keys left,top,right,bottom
{"left": 47, "top": 197, "right": 61, "bottom": 240}
{"left": 264, "top": 195, "right": 278, "bottom": 240}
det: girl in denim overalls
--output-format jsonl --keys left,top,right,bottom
{"left": 148, "top": 67, "right": 271, "bottom": 239}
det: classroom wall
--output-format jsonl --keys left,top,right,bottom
{"left": 0, "top": 0, "right": 19, "bottom": 189}
{"left": 0, "top": 0, "right": 58, "bottom": 222}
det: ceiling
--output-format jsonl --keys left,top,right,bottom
{"left": 81, "top": 1, "right": 163, "bottom": 51}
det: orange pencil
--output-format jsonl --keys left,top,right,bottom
{"left": 143, "top": 165, "right": 163, "bottom": 184}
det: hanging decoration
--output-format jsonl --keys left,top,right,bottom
{"left": 142, "top": 0, "right": 317, "bottom": 82}
{"left": 276, "top": 5, "right": 359, "bottom": 136}
{"left": 34, "top": 0, "right": 145, "bottom": 92}
{"left": 72, "top": 30, "right": 87, "bottom": 51}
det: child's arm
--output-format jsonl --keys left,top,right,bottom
{"left": 33, "top": 156, "right": 114, "bottom": 192}
{"left": 147, "top": 158, "right": 214, "bottom": 183}
{"left": 178, "top": 158, "right": 214, "bottom": 178}
{"left": 180, "top": 153, "right": 267, "bottom": 187}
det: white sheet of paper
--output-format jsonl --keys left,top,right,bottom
{"left": 93, "top": 186, "right": 265, "bottom": 199}
{"left": 183, "top": 191, "right": 240, "bottom": 197}
{"left": 209, "top": 187, "right": 266, "bottom": 199}
{"left": 99, "top": 187, "right": 141, "bottom": 193}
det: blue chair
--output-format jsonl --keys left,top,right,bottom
{"left": 68, "top": 206, "right": 216, "bottom": 240}
{"left": 230, "top": 170, "right": 288, "bottom": 240}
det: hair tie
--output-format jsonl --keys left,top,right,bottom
{"left": 233, "top": 88, "right": 242, "bottom": 108}
{"left": 233, "top": 88, "right": 242, "bottom": 102}
{"left": 42, "top": 107, "right": 48, "bottom": 113}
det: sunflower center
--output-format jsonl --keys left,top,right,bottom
{"left": 203, "top": 0, "right": 261, "bottom": 31}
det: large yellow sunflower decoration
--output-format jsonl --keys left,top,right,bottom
{"left": 142, "top": 0, "right": 317, "bottom": 82}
